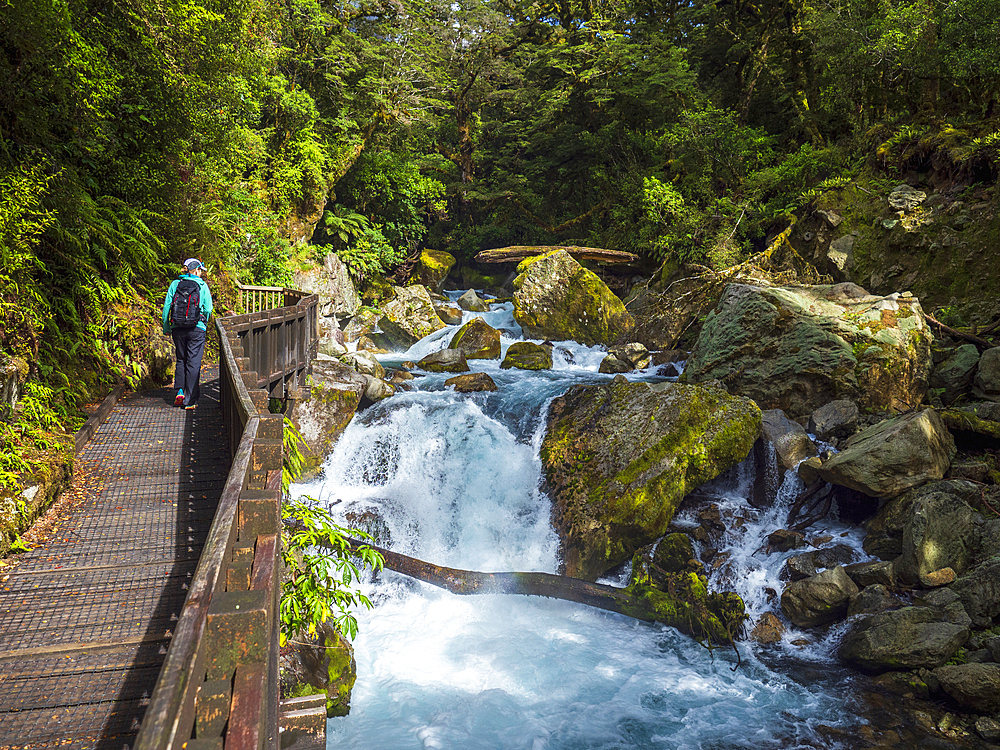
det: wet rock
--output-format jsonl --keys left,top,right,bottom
{"left": 845, "top": 560, "right": 897, "bottom": 589}
{"left": 501, "top": 341, "right": 553, "bottom": 371}
{"left": 542, "top": 378, "right": 760, "bottom": 580}
{"left": 340, "top": 351, "right": 386, "bottom": 379}
{"left": 344, "top": 507, "right": 392, "bottom": 546}
{"left": 848, "top": 584, "right": 901, "bottom": 617}
{"left": 652, "top": 349, "right": 687, "bottom": 366}
{"left": 839, "top": 601, "right": 971, "bottom": 670}
{"left": 682, "top": 283, "right": 932, "bottom": 419}
{"left": 797, "top": 456, "right": 823, "bottom": 486}
{"left": 761, "top": 409, "right": 818, "bottom": 471}
{"left": 780, "top": 566, "right": 859, "bottom": 627}
{"left": 784, "top": 554, "right": 817, "bottom": 581}
{"left": 434, "top": 303, "right": 463, "bottom": 326}
{"left": 817, "top": 410, "right": 955, "bottom": 498}
{"left": 768, "top": 529, "right": 806, "bottom": 552}
{"left": 657, "top": 362, "right": 682, "bottom": 378}
{"left": 947, "top": 460, "right": 993, "bottom": 483}
{"left": 949, "top": 556, "right": 1000, "bottom": 627}
{"left": 361, "top": 375, "right": 395, "bottom": 404}
{"left": 407, "top": 248, "right": 455, "bottom": 292}
{"left": 807, "top": 399, "right": 859, "bottom": 441}
{"left": 417, "top": 349, "right": 470, "bottom": 373}
{"left": 449, "top": 318, "right": 501, "bottom": 360}
{"left": 933, "top": 663, "right": 1000, "bottom": 713}
{"left": 893, "top": 480, "right": 980, "bottom": 586}
{"left": 607, "top": 343, "right": 651, "bottom": 370}
{"left": 365, "top": 318, "right": 420, "bottom": 351}
{"left": 783, "top": 544, "right": 856, "bottom": 581}
{"left": 457, "top": 288, "right": 490, "bottom": 313}
{"left": 930, "top": 344, "right": 980, "bottom": 405}
{"left": 512, "top": 250, "right": 633, "bottom": 346}
{"left": 445, "top": 372, "right": 498, "bottom": 393}
{"left": 382, "top": 285, "right": 448, "bottom": 341}
{"left": 318, "top": 337, "right": 348, "bottom": 359}
{"left": 750, "top": 612, "right": 786, "bottom": 644}
{"left": 974, "top": 347, "right": 1000, "bottom": 401}
{"left": 279, "top": 620, "right": 357, "bottom": 717}
{"left": 598, "top": 354, "right": 632, "bottom": 374}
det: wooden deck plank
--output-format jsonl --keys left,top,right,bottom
{"left": 0, "top": 374, "right": 230, "bottom": 749}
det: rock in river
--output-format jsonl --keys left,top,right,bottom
{"left": 513, "top": 250, "right": 633, "bottom": 346}
{"left": 541, "top": 377, "right": 761, "bottom": 580}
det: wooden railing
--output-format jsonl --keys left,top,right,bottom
{"left": 237, "top": 283, "right": 311, "bottom": 314}
{"left": 135, "top": 292, "right": 319, "bottom": 750}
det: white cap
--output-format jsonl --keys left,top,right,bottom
{"left": 184, "top": 258, "right": 205, "bottom": 271}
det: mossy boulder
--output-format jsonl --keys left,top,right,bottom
{"left": 449, "top": 318, "right": 501, "bottom": 360}
{"left": 291, "top": 361, "right": 368, "bottom": 475}
{"left": 381, "top": 285, "right": 447, "bottom": 342}
{"left": 445, "top": 372, "right": 498, "bottom": 393}
{"left": 500, "top": 341, "right": 552, "bottom": 371}
{"left": 683, "top": 282, "right": 933, "bottom": 419}
{"left": 541, "top": 377, "right": 761, "bottom": 580}
{"left": 512, "top": 250, "right": 633, "bottom": 346}
{"left": 623, "top": 573, "right": 747, "bottom": 646}
{"left": 407, "top": 248, "right": 456, "bottom": 292}
{"left": 417, "top": 349, "right": 470, "bottom": 373}
{"left": 293, "top": 252, "right": 361, "bottom": 319}
{"left": 279, "top": 621, "right": 357, "bottom": 717}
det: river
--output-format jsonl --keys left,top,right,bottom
{"left": 291, "top": 297, "right": 874, "bottom": 750}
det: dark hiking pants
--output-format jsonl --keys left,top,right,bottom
{"left": 172, "top": 327, "right": 206, "bottom": 407}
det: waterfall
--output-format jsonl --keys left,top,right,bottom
{"left": 291, "top": 300, "right": 867, "bottom": 750}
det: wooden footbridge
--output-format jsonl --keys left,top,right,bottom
{"left": 0, "top": 286, "right": 321, "bottom": 750}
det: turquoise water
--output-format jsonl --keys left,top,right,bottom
{"left": 291, "top": 300, "right": 863, "bottom": 750}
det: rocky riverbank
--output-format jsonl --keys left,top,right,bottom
{"left": 284, "top": 237, "right": 1000, "bottom": 745}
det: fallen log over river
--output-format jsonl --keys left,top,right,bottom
{"left": 474, "top": 245, "right": 638, "bottom": 264}
{"left": 343, "top": 538, "right": 746, "bottom": 648}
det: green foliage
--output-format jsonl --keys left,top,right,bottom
{"left": 282, "top": 417, "right": 306, "bottom": 493}
{"left": 0, "top": 380, "right": 76, "bottom": 494}
{"left": 281, "top": 496, "right": 385, "bottom": 643}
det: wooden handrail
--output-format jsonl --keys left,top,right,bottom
{"left": 137, "top": 288, "right": 317, "bottom": 750}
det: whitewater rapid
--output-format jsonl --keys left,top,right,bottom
{"left": 291, "top": 298, "right": 868, "bottom": 749}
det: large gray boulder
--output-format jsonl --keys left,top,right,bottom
{"left": 541, "top": 378, "right": 761, "bottom": 580}
{"left": 293, "top": 252, "right": 362, "bottom": 319}
{"left": 780, "top": 566, "right": 859, "bottom": 627}
{"left": 932, "top": 663, "right": 1000, "bottom": 714}
{"left": 893, "top": 480, "right": 981, "bottom": 586}
{"left": 683, "top": 283, "right": 932, "bottom": 419}
{"left": 292, "top": 361, "right": 368, "bottom": 466}
{"left": 761, "top": 409, "right": 817, "bottom": 471}
{"left": 513, "top": 250, "right": 633, "bottom": 346}
{"left": 974, "top": 347, "right": 1000, "bottom": 401}
{"left": 340, "top": 351, "right": 385, "bottom": 379}
{"left": 949, "top": 556, "right": 1000, "bottom": 628}
{"left": 930, "top": 344, "right": 980, "bottom": 405}
{"left": 457, "top": 289, "right": 490, "bottom": 313}
{"left": 839, "top": 601, "right": 971, "bottom": 670}
{"left": 815, "top": 410, "right": 955, "bottom": 498}
{"left": 501, "top": 342, "right": 553, "bottom": 371}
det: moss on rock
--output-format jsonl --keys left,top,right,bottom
{"left": 542, "top": 378, "right": 761, "bottom": 580}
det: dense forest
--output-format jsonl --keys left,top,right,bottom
{"left": 2, "top": 0, "right": 1000, "bottom": 492}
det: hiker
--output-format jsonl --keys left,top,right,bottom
{"left": 162, "top": 258, "right": 213, "bottom": 410}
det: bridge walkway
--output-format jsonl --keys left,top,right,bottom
{"left": 0, "top": 371, "right": 230, "bottom": 750}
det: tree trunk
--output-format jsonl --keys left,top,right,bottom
{"left": 344, "top": 540, "right": 744, "bottom": 647}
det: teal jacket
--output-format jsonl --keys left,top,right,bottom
{"left": 162, "top": 273, "right": 213, "bottom": 334}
